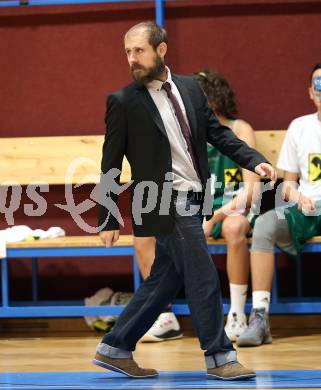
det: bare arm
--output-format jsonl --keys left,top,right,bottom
{"left": 203, "top": 121, "right": 261, "bottom": 238}
{"left": 282, "top": 171, "right": 316, "bottom": 212}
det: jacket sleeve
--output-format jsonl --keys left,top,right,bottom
{"left": 98, "top": 93, "right": 127, "bottom": 231}
{"left": 202, "top": 91, "right": 269, "bottom": 172}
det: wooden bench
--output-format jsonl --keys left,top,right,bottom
{"left": 0, "top": 131, "right": 286, "bottom": 185}
{"left": 1, "top": 132, "right": 321, "bottom": 318}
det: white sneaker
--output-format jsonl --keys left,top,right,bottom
{"left": 225, "top": 312, "right": 247, "bottom": 342}
{"left": 140, "top": 312, "right": 183, "bottom": 342}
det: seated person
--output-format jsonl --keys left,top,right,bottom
{"left": 195, "top": 69, "right": 260, "bottom": 341}
{"left": 237, "top": 62, "right": 321, "bottom": 347}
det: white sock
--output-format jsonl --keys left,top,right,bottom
{"left": 252, "top": 290, "right": 271, "bottom": 312}
{"left": 229, "top": 283, "right": 248, "bottom": 316}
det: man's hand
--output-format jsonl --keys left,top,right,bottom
{"left": 99, "top": 230, "right": 120, "bottom": 247}
{"left": 298, "top": 193, "right": 316, "bottom": 214}
{"left": 203, "top": 219, "right": 214, "bottom": 239}
{"left": 255, "top": 163, "right": 277, "bottom": 183}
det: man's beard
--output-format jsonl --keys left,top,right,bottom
{"left": 131, "top": 55, "right": 165, "bottom": 86}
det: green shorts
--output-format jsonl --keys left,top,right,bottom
{"left": 284, "top": 200, "right": 321, "bottom": 254}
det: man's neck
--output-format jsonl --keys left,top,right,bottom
{"left": 156, "top": 68, "right": 168, "bottom": 82}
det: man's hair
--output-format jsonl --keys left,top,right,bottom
{"left": 311, "top": 62, "right": 321, "bottom": 80}
{"left": 195, "top": 69, "right": 237, "bottom": 119}
{"left": 125, "top": 21, "right": 168, "bottom": 50}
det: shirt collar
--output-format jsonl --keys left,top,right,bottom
{"left": 147, "top": 66, "right": 172, "bottom": 91}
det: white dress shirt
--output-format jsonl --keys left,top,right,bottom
{"left": 147, "top": 67, "right": 202, "bottom": 192}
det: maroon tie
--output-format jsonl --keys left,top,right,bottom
{"left": 162, "top": 81, "right": 201, "bottom": 180}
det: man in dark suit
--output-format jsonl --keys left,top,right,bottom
{"left": 94, "top": 21, "right": 276, "bottom": 380}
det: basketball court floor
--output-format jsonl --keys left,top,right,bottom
{"left": 0, "top": 317, "right": 320, "bottom": 389}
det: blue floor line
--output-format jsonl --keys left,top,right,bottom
{"left": 0, "top": 370, "right": 321, "bottom": 389}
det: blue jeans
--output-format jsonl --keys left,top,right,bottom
{"left": 100, "top": 193, "right": 235, "bottom": 365}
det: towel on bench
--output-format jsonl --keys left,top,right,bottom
{"left": 0, "top": 225, "right": 65, "bottom": 258}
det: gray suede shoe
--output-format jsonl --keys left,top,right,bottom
{"left": 237, "top": 307, "right": 272, "bottom": 347}
{"left": 207, "top": 361, "right": 256, "bottom": 380}
{"left": 93, "top": 352, "right": 159, "bottom": 378}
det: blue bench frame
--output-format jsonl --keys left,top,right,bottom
{"left": 1, "top": 241, "right": 321, "bottom": 318}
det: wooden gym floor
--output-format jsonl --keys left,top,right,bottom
{"left": 0, "top": 315, "right": 320, "bottom": 389}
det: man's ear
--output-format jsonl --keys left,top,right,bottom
{"left": 157, "top": 42, "right": 167, "bottom": 58}
{"left": 309, "top": 87, "right": 314, "bottom": 101}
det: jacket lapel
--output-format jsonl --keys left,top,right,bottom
{"left": 136, "top": 86, "right": 168, "bottom": 138}
{"left": 171, "top": 75, "right": 198, "bottom": 142}
{"left": 135, "top": 76, "right": 198, "bottom": 142}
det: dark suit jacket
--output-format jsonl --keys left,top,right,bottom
{"left": 98, "top": 74, "right": 268, "bottom": 236}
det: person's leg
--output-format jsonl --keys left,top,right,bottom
{"left": 165, "top": 195, "right": 255, "bottom": 379}
{"left": 93, "top": 238, "right": 183, "bottom": 377}
{"left": 252, "top": 210, "right": 297, "bottom": 312}
{"left": 133, "top": 236, "right": 182, "bottom": 342}
{"left": 237, "top": 209, "right": 296, "bottom": 347}
{"left": 134, "top": 236, "right": 156, "bottom": 280}
{"left": 94, "top": 194, "right": 254, "bottom": 380}
{"left": 221, "top": 215, "right": 251, "bottom": 340}
{"left": 252, "top": 209, "right": 297, "bottom": 308}
{"left": 251, "top": 251, "right": 274, "bottom": 310}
